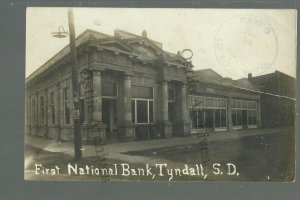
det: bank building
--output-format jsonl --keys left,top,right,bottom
{"left": 25, "top": 29, "right": 293, "bottom": 143}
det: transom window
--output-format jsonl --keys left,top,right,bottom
{"left": 190, "top": 95, "right": 226, "bottom": 109}
{"left": 231, "top": 99, "right": 257, "bottom": 110}
{"left": 101, "top": 82, "right": 118, "bottom": 97}
{"left": 132, "top": 86, "right": 153, "bottom": 99}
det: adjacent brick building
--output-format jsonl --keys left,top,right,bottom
{"left": 187, "top": 69, "right": 261, "bottom": 134}
{"left": 248, "top": 71, "right": 296, "bottom": 127}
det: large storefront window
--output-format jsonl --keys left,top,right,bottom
{"left": 232, "top": 110, "right": 242, "bottom": 127}
{"left": 189, "top": 95, "right": 227, "bottom": 131}
{"left": 231, "top": 99, "right": 257, "bottom": 129}
{"left": 132, "top": 86, "right": 154, "bottom": 124}
{"left": 215, "top": 109, "right": 226, "bottom": 128}
{"left": 248, "top": 110, "right": 257, "bottom": 126}
{"left": 191, "top": 109, "right": 204, "bottom": 129}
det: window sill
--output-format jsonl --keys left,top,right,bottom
{"left": 248, "top": 125, "right": 257, "bottom": 129}
{"left": 232, "top": 126, "right": 243, "bottom": 130}
{"left": 214, "top": 127, "right": 227, "bottom": 132}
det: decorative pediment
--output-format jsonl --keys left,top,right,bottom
{"left": 164, "top": 55, "right": 188, "bottom": 68}
{"left": 130, "top": 43, "right": 163, "bottom": 62}
{"left": 127, "top": 38, "right": 163, "bottom": 56}
{"left": 92, "top": 39, "right": 138, "bottom": 56}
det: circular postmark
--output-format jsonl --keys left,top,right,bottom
{"left": 181, "top": 49, "right": 193, "bottom": 61}
{"left": 215, "top": 15, "right": 278, "bottom": 78}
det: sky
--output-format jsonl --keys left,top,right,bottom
{"left": 26, "top": 8, "right": 296, "bottom": 79}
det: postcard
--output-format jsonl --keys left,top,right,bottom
{"left": 25, "top": 8, "right": 296, "bottom": 181}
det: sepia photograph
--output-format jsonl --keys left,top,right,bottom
{"left": 25, "top": 7, "right": 296, "bottom": 182}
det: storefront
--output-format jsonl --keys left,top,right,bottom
{"left": 231, "top": 99, "right": 258, "bottom": 130}
{"left": 189, "top": 95, "right": 227, "bottom": 133}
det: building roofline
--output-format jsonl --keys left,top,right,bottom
{"left": 26, "top": 29, "right": 113, "bottom": 83}
{"left": 251, "top": 70, "right": 296, "bottom": 80}
{"left": 26, "top": 29, "right": 189, "bottom": 83}
{"left": 189, "top": 78, "right": 260, "bottom": 93}
{"left": 114, "top": 29, "right": 162, "bottom": 48}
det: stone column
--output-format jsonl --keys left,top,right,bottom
{"left": 227, "top": 97, "right": 233, "bottom": 131}
{"left": 162, "top": 81, "right": 169, "bottom": 121}
{"left": 89, "top": 69, "right": 106, "bottom": 143}
{"left": 160, "top": 81, "right": 172, "bottom": 138}
{"left": 92, "top": 70, "right": 102, "bottom": 122}
{"left": 118, "top": 74, "right": 135, "bottom": 140}
{"left": 123, "top": 74, "right": 132, "bottom": 122}
{"left": 176, "top": 83, "right": 190, "bottom": 136}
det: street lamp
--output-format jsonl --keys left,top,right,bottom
{"left": 52, "top": 8, "right": 82, "bottom": 160}
{"left": 51, "top": 26, "right": 69, "bottom": 38}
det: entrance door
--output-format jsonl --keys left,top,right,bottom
{"left": 205, "top": 109, "right": 214, "bottom": 129}
{"left": 191, "top": 109, "right": 204, "bottom": 130}
{"left": 102, "top": 99, "right": 116, "bottom": 139}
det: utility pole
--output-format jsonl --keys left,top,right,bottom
{"left": 68, "top": 8, "right": 82, "bottom": 160}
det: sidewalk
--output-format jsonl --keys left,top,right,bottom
{"left": 25, "top": 127, "right": 292, "bottom": 166}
